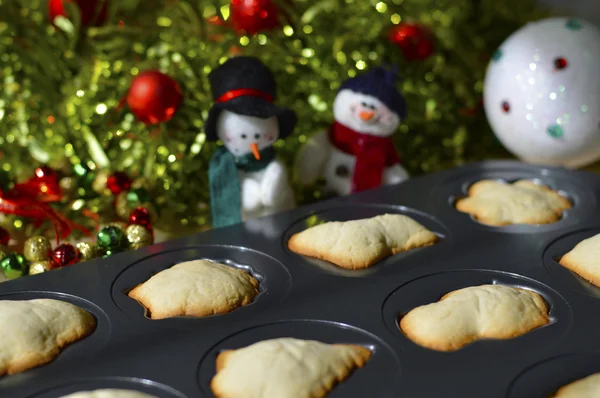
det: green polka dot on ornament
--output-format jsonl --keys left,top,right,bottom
{"left": 97, "top": 225, "right": 125, "bottom": 252}
{"left": 565, "top": 19, "right": 582, "bottom": 30}
{"left": 492, "top": 49, "right": 503, "bottom": 62}
{"left": 547, "top": 124, "right": 564, "bottom": 139}
{"left": 1, "top": 253, "right": 28, "bottom": 279}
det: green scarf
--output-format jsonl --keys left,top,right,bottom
{"left": 209, "top": 146, "right": 276, "bottom": 228}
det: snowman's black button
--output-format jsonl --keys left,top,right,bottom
{"left": 335, "top": 165, "right": 349, "bottom": 177}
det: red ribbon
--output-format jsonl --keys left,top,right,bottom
{"left": 215, "top": 88, "right": 273, "bottom": 104}
{"left": 0, "top": 172, "right": 90, "bottom": 244}
{"left": 329, "top": 121, "right": 401, "bottom": 193}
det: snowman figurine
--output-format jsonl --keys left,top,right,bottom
{"left": 206, "top": 56, "right": 297, "bottom": 228}
{"left": 296, "top": 67, "right": 409, "bottom": 196}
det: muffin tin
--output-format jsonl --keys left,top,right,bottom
{"left": 2, "top": 160, "right": 600, "bottom": 398}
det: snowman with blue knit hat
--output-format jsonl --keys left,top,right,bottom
{"left": 296, "top": 67, "right": 409, "bottom": 196}
{"left": 206, "top": 56, "right": 297, "bottom": 229}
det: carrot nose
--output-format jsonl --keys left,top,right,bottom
{"left": 250, "top": 143, "right": 261, "bottom": 160}
{"left": 359, "top": 110, "right": 376, "bottom": 121}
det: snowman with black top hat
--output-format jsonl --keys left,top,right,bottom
{"left": 206, "top": 56, "right": 297, "bottom": 229}
{"left": 296, "top": 67, "right": 409, "bottom": 196}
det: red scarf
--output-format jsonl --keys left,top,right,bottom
{"left": 329, "top": 121, "right": 400, "bottom": 193}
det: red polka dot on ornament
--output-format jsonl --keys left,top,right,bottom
{"left": 48, "top": 0, "right": 108, "bottom": 27}
{"left": 554, "top": 57, "right": 568, "bottom": 70}
{"left": 0, "top": 227, "right": 10, "bottom": 246}
{"left": 128, "top": 207, "right": 152, "bottom": 229}
{"left": 126, "top": 71, "right": 182, "bottom": 125}
{"left": 106, "top": 172, "right": 132, "bottom": 195}
{"left": 502, "top": 101, "right": 510, "bottom": 113}
{"left": 388, "top": 23, "right": 435, "bottom": 61}
{"left": 52, "top": 243, "right": 80, "bottom": 267}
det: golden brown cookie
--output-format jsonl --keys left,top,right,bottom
{"left": 559, "top": 233, "right": 600, "bottom": 287}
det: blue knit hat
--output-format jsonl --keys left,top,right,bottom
{"left": 339, "top": 66, "right": 407, "bottom": 119}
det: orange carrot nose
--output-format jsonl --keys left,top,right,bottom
{"left": 250, "top": 143, "right": 261, "bottom": 160}
{"left": 359, "top": 110, "right": 376, "bottom": 121}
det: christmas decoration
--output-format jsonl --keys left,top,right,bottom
{"left": 129, "top": 207, "right": 152, "bottom": 229}
{"left": 0, "top": 246, "right": 7, "bottom": 262}
{"left": 23, "top": 236, "right": 52, "bottom": 262}
{"left": 1, "top": 253, "right": 28, "bottom": 279}
{"left": 76, "top": 242, "right": 101, "bottom": 262}
{"left": 388, "top": 23, "right": 435, "bottom": 61}
{"left": 29, "top": 260, "right": 55, "bottom": 275}
{"left": 484, "top": 17, "right": 600, "bottom": 168}
{"left": 296, "top": 67, "right": 409, "bottom": 196}
{"left": 0, "top": 228, "right": 10, "bottom": 247}
{"left": 106, "top": 172, "right": 132, "bottom": 195}
{"left": 126, "top": 71, "right": 182, "bottom": 125}
{"left": 125, "top": 224, "right": 153, "bottom": 249}
{"left": 97, "top": 225, "right": 125, "bottom": 252}
{"left": 115, "top": 188, "right": 157, "bottom": 221}
{"left": 207, "top": 57, "right": 296, "bottom": 228}
{"left": 52, "top": 243, "right": 80, "bottom": 267}
{"left": 48, "top": 0, "right": 108, "bottom": 27}
{"left": 229, "top": 0, "right": 282, "bottom": 35}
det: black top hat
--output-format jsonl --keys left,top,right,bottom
{"left": 204, "top": 56, "right": 297, "bottom": 142}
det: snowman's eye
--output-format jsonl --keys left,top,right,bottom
{"left": 554, "top": 57, "right": 568, "bottom": 70}
{"left": 361, "top": 102, "right": 367, "bottom": 107}
{"left": 501, "top": 101, "right": 510, "bottom": 113}
{"left": 254, "top": 133, "right": 260, "bottom": 139}
{"left": 241, "top": 134, "right": 247, "bottom": 139}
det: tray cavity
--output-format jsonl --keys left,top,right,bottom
{"left": 111, "top": 245, "right": 291, "bottom": 330}
{"left": 29, "top": 377, "right": 185, "bottom": 398}
{"left": 283, "top": 204, "right": 449, "bottom": 277}
{"left": 197, "top": 320, "right": 401, "bottom": 398}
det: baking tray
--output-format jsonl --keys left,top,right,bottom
{"left": 2, "top": 160, "right": 600, "bottom": 398}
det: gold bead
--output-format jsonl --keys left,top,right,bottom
{"left": 23, "top": 236, "right": 52, "bottom": 262}
{"left": 29, "top": 259, "right": 54, "bottom": 275}
{"left": 92, "top": 170, "right": 110, "bottom": 195}
{"left": 125, "top": 224, "right": 153, "bottom": 249}
{"left": 76, "top": 241, "right": 100, "bottom": 262}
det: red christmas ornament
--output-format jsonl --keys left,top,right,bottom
{"left": 230, "top": 0, "right": 281, "bottom": 35}
{"left": 0, "top": 227, "right": 9, "bottom": 246}
{"left": 106, "top": 172, "right": 132, "bottom": 195}
{"left": 388, "top": 23, "right": 435, "bottom": 61}
{"left": 52, "top": 243, "right": 80, "bottom": 267}
{"left": 48, "top": 0, "right": 108, "bottom": 27}
{"left": 126, "top": 71, "right": 182, "bottom": 125}
{"left": 128, "top": 207, "right": 152, "bottom": 229}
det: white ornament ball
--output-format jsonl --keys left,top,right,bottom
{"left": 484, "top": 17, "right": 600, "bottom": 168}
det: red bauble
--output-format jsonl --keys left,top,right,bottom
{"left": 126, "top": 71, "right": 182, "bottom": 125}
{"left": 52, "top": 243, "right": 80, "bottom": 267}
{"left": 128, "top": 207, "right": 152, "bottom": 229}
{"left": 0, "top": 227, "right": 9, "bottom": 246}
{"left": 230, "top": 0, "right": 281, "bottom": 35}
{"left": 106, "top": 172, "right": 132, "bottom": 195}
{"left": 48, "top": 0, "right": 108, "bottom": 27}
{"left": 388, "top": 23, "right": 435, "bottom": 61}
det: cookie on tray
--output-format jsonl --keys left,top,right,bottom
{"left": 59, "top": 390, "right": 156, "bottom": 398}
{"left": 559, "top": 233, "right": 600, "bottom": 287}
{"left": 399, "top": 285, "right": 550, "bottom": 352}
{"left": 552, "top": 373, "right": 600, "bottom": 397}
{"left": 128, "top": 259, "right": 259, "bottom": 320}
{"left": 0, "top": 299, "right": 96, "bottom": 375}
{"left": 211, "top": 338, "right": 371, "bottom": 398}
{"left": 455, "top": 179, "right": 571, "bottom": 226}
{"left": 287, "top": 213, "right": 439, "bottom": 269}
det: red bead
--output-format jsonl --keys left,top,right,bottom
{"left": 48, "top": 0, "right": 108, "bottom": 27}
{"left": 106, "top": 172, "right": 132, "bottom": 195}
{"left": 230, "top": 0, "right": 282, "bottom": 35}
{"left": 502, "top": 101, "right": 510, "bottom": 113}
{"left": 0, "top": 227, "right": 10, "bottom": 246}
{"left": 388, "top": 23, "right": 435, "bottom": 61}
{"left": 128, "top": 207, "right": 152, "bottom": 229}
{"left": 554, "top": 57, "right": 568, "bottom": 70}
{"left": 126, "top": 71, "right": 182, "bottom": 125}
{"left": 52, "top": 243, "right": 80, "bottom": 267}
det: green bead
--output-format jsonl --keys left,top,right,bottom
{"left": 73, "top": 163, "right": 97, "bottom": 198}
{"left": 97, "top": 226, "right": 125, "bottom": 250}
{"left": 1, "top": 253, "right": 28, "bottom": 279}
{"left": 127, "top": 188, "right": 152, "bottom": 205}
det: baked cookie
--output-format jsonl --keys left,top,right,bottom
{"left": 455, "top": 179, "right": 571, "bottom": 226}
{"left": 59, "top": 390, "right": 156, "bottom": 398}
{"left": 552, "top": 373, "right": 600, "bottom": 397}
{"left": 399, "top": 285, "right": 550, "bottom": 352}
{"left": 559, "top": 233, "right": 600, "bottom": 287}
{"left": 0, "top": 299, "right": 96, "bottom": 375}
{"left": 211, "top": 338, "right": 371, "bottom": 398}
{"left": 128, "top": 260, "right": 259, "bottom": 320}
{"left": 288, "top": 214, "right": 439, "bottom": 269}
